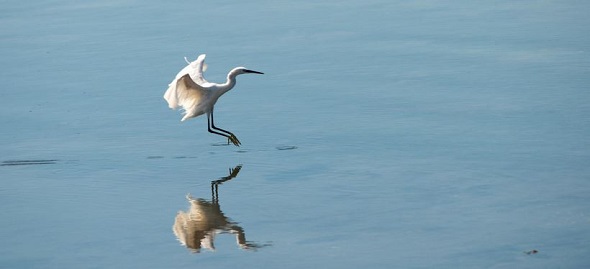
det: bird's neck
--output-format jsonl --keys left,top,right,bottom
{"left": 218, "top": 72, "right": 238, "bottom": 95}
{"left": 225, "top": 72, "right": 238, "bottom": 88}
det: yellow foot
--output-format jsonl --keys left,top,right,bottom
{"left": 228, "top": 135, "right": 241, "bottom": 147}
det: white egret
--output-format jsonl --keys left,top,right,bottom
{"left": 164, "top": 54, "right": 263, "bottom": 146}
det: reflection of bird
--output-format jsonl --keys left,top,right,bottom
{"left": 173, "top": 165, "right": 268, "bottom": 253}
{"left": 164, "top": 54, "right": 263, "bottom": 146}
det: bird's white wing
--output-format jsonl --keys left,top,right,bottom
{"left": 173, "top": 54, "right": 208, "bottom": 85}
{"left": 164, "top": 74, "right": 207, "bottom": 120}
{"left": 191, "top": 54, "right": 208, "bottom": 85}
{"left": 164, "top": 54, "right": 208, "bottom": 110}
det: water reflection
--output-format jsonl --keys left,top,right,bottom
{"left": 173, "top": 165, "right": 269, "bottom": 253}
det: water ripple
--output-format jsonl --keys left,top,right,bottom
{"left": 1, "top": 159, "right": 59, "bottom": 166}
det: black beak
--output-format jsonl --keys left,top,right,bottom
{"left": 244, "top": 69, "right": 264, "bottom": 74}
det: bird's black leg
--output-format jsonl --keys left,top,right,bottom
{"left": 208, "top": 111, "right": 241, "bottom": 146}
{"left": 207, "top": 113, "right": 232, "bottom": 142}
{"left": 210, "top": 110, "right": 241, "bottom": 146}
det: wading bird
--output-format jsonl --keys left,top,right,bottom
{"left": 164, "top": 54, "right": 263, "bottom": 146}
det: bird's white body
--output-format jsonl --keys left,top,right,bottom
{"left": 164, "top": 54, "right": 216, "bottom": 121}
{"left": 163, "top": 53, "right": 263, "bottom": 146}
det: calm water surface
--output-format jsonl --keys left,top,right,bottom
{"left": 1, "top": 1, "right": 589, "bottom": 268}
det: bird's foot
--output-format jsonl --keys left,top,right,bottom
{"left": 228, "top": 135, "right": 241, "bottom": 147}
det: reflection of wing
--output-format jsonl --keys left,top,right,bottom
{"left": 172, "top": 196, "right": 225, "bottom": 252}
{"left": 164, "top": 74, "right": 207, "bottom": 121}
{"left": 172, "top": 190, "right": 271, "bottom": 253}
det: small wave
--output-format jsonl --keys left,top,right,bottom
{"left": 1, "top": 159, "right": 58, "bottom": 166}
{"left": 276, "top": 146, "right": 298, "bottom": 151}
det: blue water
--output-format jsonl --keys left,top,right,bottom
{"left": 2, "top": 1, "right": 589, "bottom": 268}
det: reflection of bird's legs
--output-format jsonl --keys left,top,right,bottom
{"left": 212, "top": 165, "right": 242, "bottom": 185}
{"left": 226, "top": 165, "right": 242, "bottom": 180}
{"left": 211, "top": 165, "right": 242, "bottom": 202}
{"left": 211, "top": 182, "right": 219, "bottom": 204}
{"left": 207, "top": 110, "right": 241, "bottom": 146}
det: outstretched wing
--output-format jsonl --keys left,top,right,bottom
{"left": 164, "top": 74, "right": 207, "bottom": 120}
{"left": 164, "top": 54, "right": 208, "bottom": 107}
{"left": 191, "top": 54, "right": 208, "bottom": 85}
{"left": 173, "top": 54, "right": 208, "bottom": 85}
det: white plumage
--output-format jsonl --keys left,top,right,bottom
{"left": 164, "top": 54, "right": 263, "bottom": 146}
